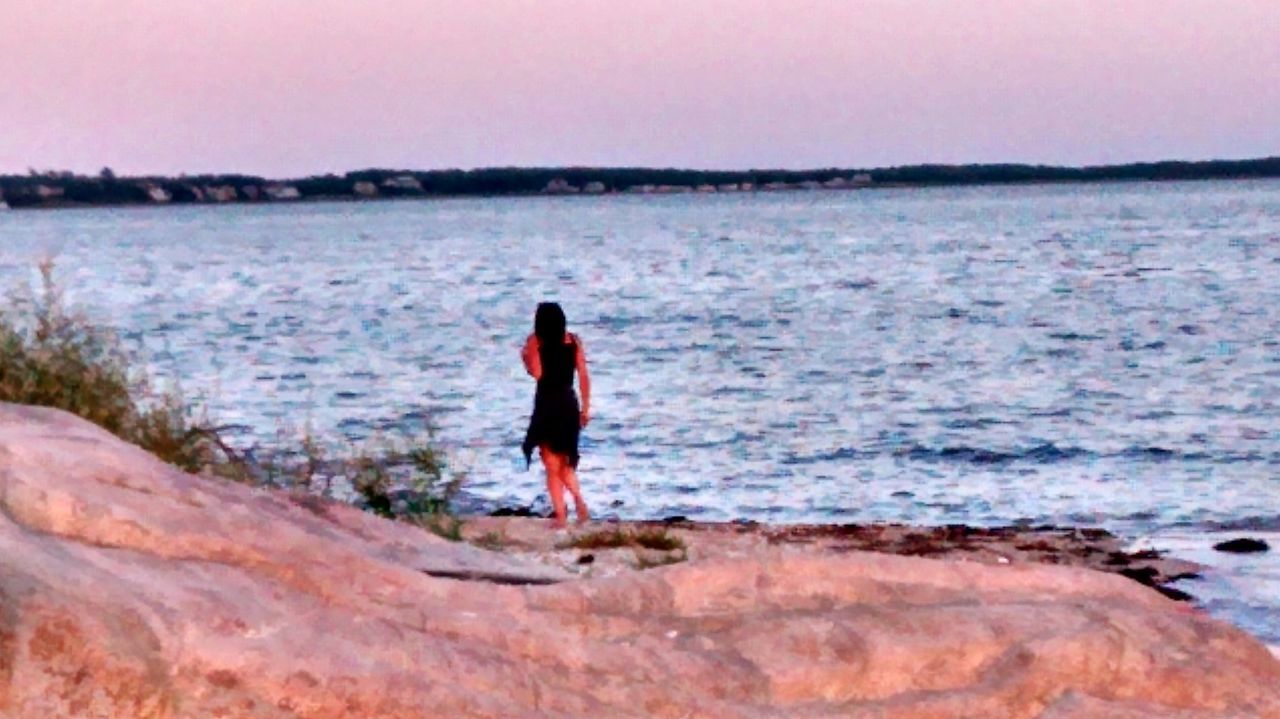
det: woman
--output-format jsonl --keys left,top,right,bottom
{"left": 521, "top": 302, "right": 591, "bottom": 528}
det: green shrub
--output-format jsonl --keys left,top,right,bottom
{"left": 1, "top": 261, "right": 465, "bottom": 530}
{"left": 349, "top": 433, "right": 466, "bottom": 534}
{"left": 0, "top": 260, "right": 212, "bottom": 468}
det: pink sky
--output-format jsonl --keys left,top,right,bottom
{"left": 3, "top": 0, "right": 1277, "bottom": 176}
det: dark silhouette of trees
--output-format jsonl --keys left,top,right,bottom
{"left": 2, "top": 157, "right": 1277, "bottom": 208}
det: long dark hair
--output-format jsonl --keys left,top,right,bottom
{"left": 534, "top": 302, "right": 567, "bottom": 346}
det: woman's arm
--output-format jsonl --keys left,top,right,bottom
{"left": 575, "top": 335, "right": 591, "bottom": 427}
{"left": 521, "top": 334, "right": 541, "bottom": 380}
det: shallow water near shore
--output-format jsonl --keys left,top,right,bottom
{"left": 1, "top": 180, "right": 1277, "bottom": 640}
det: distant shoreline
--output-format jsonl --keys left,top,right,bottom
{"left": 3, "top": 156, "right": 1278, "bottom": 210}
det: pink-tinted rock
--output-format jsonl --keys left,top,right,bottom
{"left": 1, "top": 402, "right": 1279, "bottom": 718}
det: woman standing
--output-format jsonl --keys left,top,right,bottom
{"left": 521, "top": 302, "right": 591, "bottom": 528}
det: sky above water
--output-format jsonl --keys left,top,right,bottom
{"left": 2, "top": 0, "right": 1278, "bottom": 176}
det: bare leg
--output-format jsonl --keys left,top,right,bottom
{"left": 559, "top": 462, "right": 590, "bottom": 525}
{"left": 539, "top": 446, "right": 568, "bottom": 528}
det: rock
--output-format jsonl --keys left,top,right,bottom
{"left": 2, "top": 403, "right": 1280, "bottom": 718}
{"left": 489, "top": 504, "right": 545, "bottom": 517}
{"left": 1214, "top": 537, "right": 1270, "bottom": 553}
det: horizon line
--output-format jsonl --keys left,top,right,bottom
{"left": 7, "top": 153, "right": 1280, "bottom": 182}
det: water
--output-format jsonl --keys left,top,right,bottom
{"left": 1, "top": 180, "right": 1277, "bottom": 641}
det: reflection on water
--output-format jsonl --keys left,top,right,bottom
{"left": 1, "top": 180, "right": 1278, "bottom": 640}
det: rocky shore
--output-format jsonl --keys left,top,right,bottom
{"left": 3, "top": 401, "right": 1279, "bottom": 718}
{"left": 459, "top": 515, "right": 1205, "bottom": 603}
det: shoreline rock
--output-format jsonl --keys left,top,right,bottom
{"left": 1214, "top": 537, "right": 1271, "bottom": 553}
{"left": 3, "top": 402, "right": 1280, "bottom": 718}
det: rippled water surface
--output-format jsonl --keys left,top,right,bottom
{"left": 2, "top": 181, "right": 1278, "bottom": 638}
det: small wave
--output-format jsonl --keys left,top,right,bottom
{"left": 894, "top": 443, "right": 1091, "bottom": 465}
{"left": 1048, "top": 332, "right": 1105, "bottom": 341}
{"left": 1119, "top": 446, "right": 1178, "bottom": 461}
{"left": 941, "top": 417, "right": 1009, "bottom": 430}
{"left": 834, "top": 279, "right": 876, "bottom": 290}
{"left": 781, "top": 447, "right": 876, "bottom": 465}
{"left": 877, "top": 443, "right": 1270, "bottom": 466}
{"left": 1202, "top": 515, "right": 1280, "bottom": 532}
{"left": 1118, "top": 339, "right": 1167, "bottom": 351}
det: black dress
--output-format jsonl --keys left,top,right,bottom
{"left": 522, "top": 334, "right": 581, "bottom": 469}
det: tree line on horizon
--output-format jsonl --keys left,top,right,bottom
{"left": 2, "top": 157, "right": 1278, "bottom": 208}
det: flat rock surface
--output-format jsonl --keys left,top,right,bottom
{"left": 2, "top": 402, "right": 1280, "bottom": 718}
{"left": 460, "top": 515, "right": 1206, "bottom": 599}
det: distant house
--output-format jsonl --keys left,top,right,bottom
{"left": 762, "top": 182, "right": 791, "bottom": 191}
{"left": 204, "top": 185, "right": 238, "bottom": 202}
{"left": 382, "top": 175, "right": 423, "bottom": 192}
{"left": 185, "top": 185, "right": 206, "bottom": 202}
{"left": 35, "top": 184, "right": 65, "bottom": 200}
{"left": 740, "top": 182, "right": 755, "bottom": 191}
{"left": 543, "top": 178, "right": 579, "bottom": 194}
{"left": 240, "top": 185, "right": 262, "bottom": 201}
{"left": 144, "top": 185, "right": 172, "bottom": 203}
{"left": 799, "top": 180, "right": 823, "bottom": 191}
{"left": 353, "top": 181, "right": 379, "bottom": 198}
{"left": 717, "top": 184, "right": 740, "bottom": 192}
{"left": 0, "top": 194, "right": 8, "bottom": 211}
{"left": 852, "top": 173, "right": 873, "bottom": 186}
{"left": 696, "top": 184, "right": 717, "bottom": 193}
{"left": 625, "top": 184, "right": 656, "bottom": 194}
{"left": 264, "top": 185, "right": 302, "bottom": 201}
{"left": 583, "top": 181, "right": 606, "bottom": 194}
{"left": 654, "top": 185, "right": 692, "bottom": 194}
{"left": 822, "top": 177, "right": 848, "bottom": 189}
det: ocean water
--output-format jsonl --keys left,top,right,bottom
{"left": 1, "top": 180, "right": 1277, "bottom": 640}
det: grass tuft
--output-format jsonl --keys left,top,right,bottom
{"left": 472, "top": 531, "right": 508, "bottom": 551}
{"left": 634, "top": 552, "right": 687, "bottom": 570}
{"left": 634, "top": 527, "right": 686, "bottom": 552}
{"left": 565, "top": 526, "right": 686, "bottom": 553}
